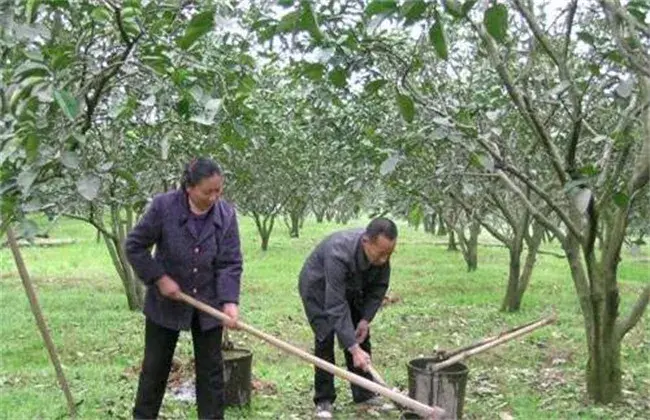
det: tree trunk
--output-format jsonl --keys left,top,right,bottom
{"left": 467, "top": 220, "right": 480, "bottom": 271}
{"left": 315, "top": 211, "right": 325, "bottom": 223}
{"left": 502, "top": 245, "right": 522, "bottom": 312}
{"left": 437, "top": 213, "right": 447, "bottom": 236}
{"left": 455, "top": 221, "right": 480, "bottom": 271}
{"left": 289, "top": 212, "right": 300, "bottom": 238}
{"left": 586, "top": 313, "right": 622, "bottom": 404}
{"left": 447, "top": 226, "right": 457, "bottom": 251}
{"left": 285, "top": 201, "right": 307, "bottom": 238}
{"left": 107, "top": 205, "right": 144, "bottom": 311}
{"left": 512, "top": 222, "right": 545, "bottom": 310}
{"left": 423, "top": 213, "right": 436, "bottom": 234}
{"left": 103, "top": 233, "right": 142, "bottom": 311}
{"left": 253, "top": 212, "right": 275, "bottom": 251}
{"left": 124, "top": 206, "right": 145, "bottom": 306}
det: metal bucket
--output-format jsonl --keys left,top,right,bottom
{"left": 407, "top": 357, "right": 469, "bottom": 419}
{"left": 223, "top": 348, "right": 252, "bottom": 407}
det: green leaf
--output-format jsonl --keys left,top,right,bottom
{"left": 462, "top": 0, "right": 478, "bottom": 15}
{"left": 16, "top": 169, "right": 38, "bottom": 194}
{"left": 484, "top": 4, "right": 508, "bottom": 43}
{"left": 612, "top": 191, "right": 629, "bottom": 208}
{"left": 53, "top": 89, "right": 79, "bottom": 121}
{"left": 429, "top": 14, "right": 448, "bottom": 60}
{"left": 396, "top": 93, "right": 415, "bottom": 123}
{"left": 615, "top": 78, "right": 634, "bottom": 98}
{"left": 13, "top": 61, "right": 50, "bottom": 81}
{"left": 303, "top": 63, "right": 325, "bottom": 80}
{"left": 329, "top": 67, "right": 347, "bottom": 88}
{"left": 176, "top": 97, "right": 190, "bottom": 118}
{"left": 177, "top": 8, "right": 215, "bottom": 50}
{"left": 24, "top": 135, "right": 39, "bottom": 161}
{"left": 443, "top": 0, "right": 464, "bottom": 18}
{"left": 402, "top": 0, "right": 428, "bottom": 25}
{"left": 277, "top": 10, "right": 301, "bottom": 32}
{"left": 380, "top": 154, "right": 400, "bottom": 175}
{"left": 60, "top": 151, "right": 79, "bottom": 169}
{"left": 299, "top": 1, "right": 323, "bottom": 41}
{"left": 33, "top": 83, "right": 53, "bottom": 102}
{"left": 365, "top": 0, "right": 398, "bottom": 17}
{"left": 115, "top": 168, "right": 139, "bottom": 192}
{"left": 578, "top": 164, "right": 599, "bottom": 177}
{"left": 364, "top": 79, "right": 388, "bottom": 95}
{"left": 76, "top": 175, "right": 101, "bottom": 201}
{"left": 277, "top": 0, "right": 294, "bottom": 6}
{"left": 25, "top": 0, "right": 40, "bottom": 23}
{"left": 627, "top": 0, "right": 648, "bottom": 23}
{"left": 91, "top": 6, "right": 113, "bottom": 22}
{"left": 577, "top": 31, "right": 595, "bottom": 45}
{"left": 478, "top": 153, "right": 494, "bottom": 171}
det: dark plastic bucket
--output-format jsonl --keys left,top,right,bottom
{"left": 407, "top": 357, "right": 469, "bottom": 419}
{"left": 223, "top": 348, "right": 252, "bottom": 407}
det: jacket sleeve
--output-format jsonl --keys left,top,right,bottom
{"left": 324, "top": 252, "right": 357, "bottom": 350}
{"left": 362, "top": 263, "right": 390, "bottom": 323}
{"left": 125, "top": 196, "right": 165, "bottom": 285}
{"left": 216, "top": 208, "right": 243, "bottom": 305}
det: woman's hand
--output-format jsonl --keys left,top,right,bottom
{"left": 221, "top": 303, "right": 239, "bottom": 329}
{"left": 156, "top": 275, "right": 181, "bottom": 300}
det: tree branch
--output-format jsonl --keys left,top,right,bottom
{"left": 82, "top": 8, "right": 143, "bottom": 134}
{"left": 615, "top": 285, "right": 650, "bottom": 341}
{"left": 511, "top": 0, "right": 583, "bottom": 179}
{"left": 563, "top": 0, "right": 579, "bottom": 61}
{"left": 503, "top": 164, "right": 584, "bottom": 241}
{"left": 63, "top": 213, "right": 114, "bottom": 240}
{"left": 600, "top": 0, "right": 650, "bottom": 39}
{"left": 469, "top": 16, "right": 568, "bottom": 184}
{"left": 449, "top": 191, "right": 510, "bottom": 245}
{"left": 495, "top": 169, "right": 566, "bottom": 242}
{"left": 599, "top": 0, "right": 650, "bottom": 78}
{"left": 488, "top": 191, "right": 517, "bottom": 232}
{"left": 629, "top": 77, "right": 650, "bottom": 193}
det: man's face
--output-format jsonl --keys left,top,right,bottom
{"left": 362, "top": 234, "right": 396, "bottom": 266}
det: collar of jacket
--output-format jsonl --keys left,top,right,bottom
{"left": 175, "top": 189, "right": 223, "bottom": 228}
{"left": 355, "top": 232, "right": 371, "bottom": 272}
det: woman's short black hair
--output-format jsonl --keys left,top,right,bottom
{"left": 181, "top": 157, "right": 222, "bottom": 189}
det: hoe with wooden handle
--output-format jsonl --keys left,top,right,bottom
{"left": 179, "top": 293, "right": 445, "bottom": 419}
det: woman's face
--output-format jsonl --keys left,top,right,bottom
{"left": 186, "top": 174, "right": 223, "bottom": 212}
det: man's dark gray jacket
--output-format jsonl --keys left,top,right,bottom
{"left": 298, "top": 228, "right": 390, "bottom": 350}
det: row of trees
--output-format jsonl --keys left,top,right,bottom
{"left": 2, "top": 0, "right": 648, "bottom": 406}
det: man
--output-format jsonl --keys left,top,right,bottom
{"left": 298, "top": 218, "right": 398, "bottom": 419}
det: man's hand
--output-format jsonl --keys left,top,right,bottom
{"left": 348, "top": 344, "right": 371, "bottom": 371}
{"left": 221, "top": 303, "right": 239, "bottom": 329}
{"left": 156, "top": 275, "right": 181, "bottom": 300}
{"left": 355, "top": 319, "right": 369, "bottom": 343}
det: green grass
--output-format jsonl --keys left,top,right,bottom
{"left": 1, "top": 217, "right": 648, "bottom": 419}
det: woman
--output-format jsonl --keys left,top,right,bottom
{"left": 126, "top": 157, "right": 243, "bottom": 419}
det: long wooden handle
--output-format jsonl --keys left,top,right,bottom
{"left": 430, "top": 315, "right": 556, "bottom": 372}
{"left": 367, "top": 364, "right": 388, "bottom": 388}
{"left": 440, "top": 316, "right": 550, "bottom": 359}
{"left": 179, "top": 293, "right": 444, "bottom": 419}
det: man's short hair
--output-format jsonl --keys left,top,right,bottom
{"left": 365, "top": 217, "right": 398, "bottom": 241}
